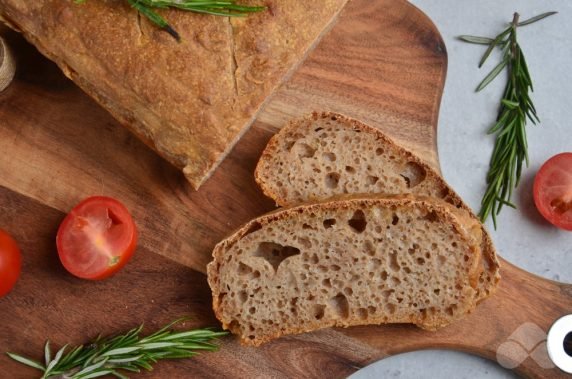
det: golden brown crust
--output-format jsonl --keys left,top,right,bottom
{"left": 0, "top": 0, "right": 348, "bottom": 189}
{"left": 254, "top": 111, "right": 500, "bottom": 301}
{"left": 207, "top": 194, "right": 483, "bottom": 346}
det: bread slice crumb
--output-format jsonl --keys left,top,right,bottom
{"left": 255, "top": 112, "right": 500, "bottom": 302}
{"left": 207, "top": 195, "right": 483, "bottom": 346}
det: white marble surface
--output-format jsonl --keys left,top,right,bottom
{"left": 352, "top": 1, "right": 572, "bottom": 378}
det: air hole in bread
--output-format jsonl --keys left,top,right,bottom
{"left": 314, "top": 127, "right": 324, "bottom": 132}
{"left": 323, "top": 218, "right": 336, "bottom": 229}
{"left": 322, "top": 278, "right": 332, "bottom": 288}
{"left": 366, "top": 175, "right": 379, "bottom": 185}
{"left": 313, "top": 304, "right": 326, "bottom": 320}
{"left": 253, "top": 242, "right": 301, "bottom": 273}
{"left": 356, "top": 308, "right": 368, "bottom": 320}
{"left": 380, "top": 270, "right": 388, "bottom": 281}
{"left": 392, "top": 214, "right": 399, "bottom": 225}
{"left": 329, "top": 293, "right": 349, "bottom": 319}
{"left": 323, "top": 152, "right": 336, "bottom": 162}
{"left": 348, "top": 210, "right": 367, "bottom": 233}
{"left": 302, "top": 223, "right": 315, "bottom": 230}
{"left": 421, "top": 211, "right": 439, "bottom": 223}
{"left": 389, "top": 251, "right": 400, "bottom": 272}
{"left": 243, "top": 222, "right": 262, "bottom": 237}
{"left": 298, "top": 237, "right": 312, "bottom": 248}
{"left": 416, "top": 257, "right": 425, "bottom": 265}
{"left": 445, "top": 305, "right": 456, "bottom": 316}
{"left": 345, "top": 166, "right": 356, "bottom": 174}
{"left": 238, "top": 291, "right": 248, "bottom": 303}
{"left": 382, "top": 289, "right": 394, "bottom": 299}
{"left": 434, "top": 289, "right": 440, "bottom": 295}
{"left": 408, "top": 243, "right": 419, "bottom": 255}
{"left": 295, "top": 143, "right": 316, "bottom": 158}
{"left": 364, "top": 240, "right": 375, "bottom": 256}
{"left": 228, "top": 320, "right": 239, "bottom": 331}
{"left": 400, "top": 162, "right": 427, "bottom": 188}
{"left": 344, "top": 287, "right": 353, "bottom": 296}
{"left": 386, "top": 303, "right": 396, "bottom": 314}
{"left": 238, "top": 262, "right": 253, "bottom": 276}
{"left": 325, "top": 173, "right": 340, "bottom": 188}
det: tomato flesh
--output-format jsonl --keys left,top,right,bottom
{"left": 0, "top": 229, "right": 21, "bottom": 297}
{"left": 57, "top": 197, "right": 137, "bottom": 280}
{"left": 533, "top": 153, "right": 572, "bottom": 231}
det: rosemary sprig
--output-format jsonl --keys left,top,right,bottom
{"left": 7, "top": 318, "right": 227, "bottom": 379}
{"left": 459, "top": 11, "right": 557, "bottom": 228}
{"left": 75, "top": 0, "right": 266, "bottom": 41}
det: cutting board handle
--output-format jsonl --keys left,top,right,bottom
{"left": 341, "top": 258, "right": 572, "bottom": 378}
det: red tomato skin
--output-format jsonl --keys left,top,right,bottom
{"left": 56, "top": 196, "right": 137, "bottom": 280}
{"left": 0, "top": 229, "right": 22, "bottom": 298}
{"left": 533, "top": 153, "right": 572, "bottom": 231}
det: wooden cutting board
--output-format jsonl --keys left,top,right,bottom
{"left": 0, "top": 0, "right": 570, "bottom": 378}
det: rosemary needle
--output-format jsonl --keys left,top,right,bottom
{"left": 459, "top": 11, "right": 557, "bottom": 228}
{"left": 7, "top": 318, "right": 228, "bottom": 379}
{"left": 75, "top": 0, "right": 266, "bottom": 41}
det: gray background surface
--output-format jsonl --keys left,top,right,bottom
{"left": 352, "top": 1, "right": 572, "bottom": 378}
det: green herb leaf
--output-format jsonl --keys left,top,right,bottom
{"left": 459, "top": 11, "right": 556, "bottom": 226}
{"left": 80, "top": 0, "right": 266, "bottom": 41}
{"left": 476, "top": 58, "right": 508, "bottom": 91}
{"left": 6, "top": 353, "right": 45, "bottom": 371}
{"left": 517, "top": 11, "right": 557, "bottom": 27}
{"left": 7, "top": 319, "right": 227, "bottom": 378}
{"left": 458, "top": 35, "right": 494, "bottom": 45}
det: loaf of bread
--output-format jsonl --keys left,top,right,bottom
{"left": 0, "top": 0, "right": 347, "bottom": 189}
{"left": 255, "top": 112, "right": 500, "bottom": 302}
{"left": 207, "top": 195, "right": 483, "bottom": 346}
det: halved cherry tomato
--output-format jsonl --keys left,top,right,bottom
{"left": 56, "top": 196, "right": 137, "bottom": 280}
{"left": 0, "top": 229, "right": 21, "bottom": 297}
{"left": 533, "top": 153, "right": 572, "bottom": 231}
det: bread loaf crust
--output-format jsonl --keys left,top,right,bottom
{"left": 255, "top": 112, "right": 500, "bottom": 301}
{"left": 208, "top": 195, "right": 483, "bottom": 346}
{"left": 0, "top": 1, "right": 348, "bottom": 189}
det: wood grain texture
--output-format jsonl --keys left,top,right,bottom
{"left": 0, "top": 1, "right": 570, "bottom": 378}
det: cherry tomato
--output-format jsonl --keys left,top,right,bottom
{"left": 56, "top": 196, "right": 137, "bottom": 280}
{"left": 0, "top": 229, "right": 21, "bottom": 297}
{"left": 533, "top": 153, "right": 572, "bottom": 231}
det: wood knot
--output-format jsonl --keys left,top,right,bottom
{"left": 0, "top": 36, "right": 16, "bottom": 92}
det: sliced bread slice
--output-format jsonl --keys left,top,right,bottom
{"left": 254, "top": 112, "right": 500, "bottom": 302}
{"left": 207, "top": 195, "right": 483, "bottom": 346}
